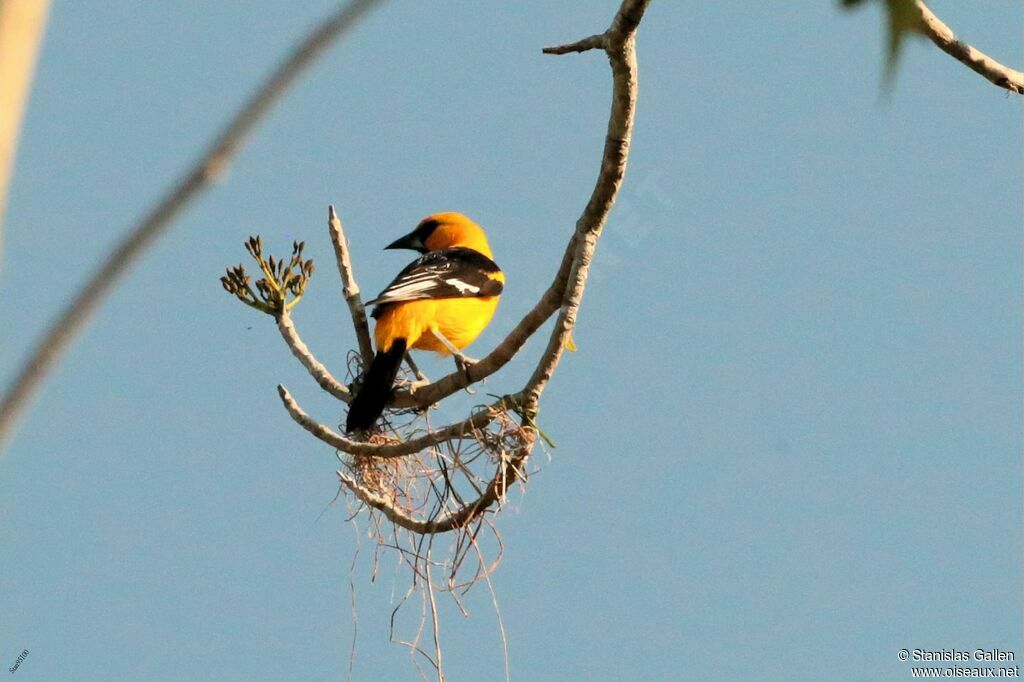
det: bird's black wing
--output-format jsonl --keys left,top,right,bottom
{"left": 366, "top": 247, "right": 503, "bottom": 317}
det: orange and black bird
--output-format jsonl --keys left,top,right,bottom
{"left": 345, "top": 213, "right": 504, "bottom": 433}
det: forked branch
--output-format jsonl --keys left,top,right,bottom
{"left": 331, "top": 0, "right": 651, "bottom": 533}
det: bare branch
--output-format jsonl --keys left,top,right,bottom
{"left": 524, "top": 0, "right": 649, "bottom": 409}
{"left": 0, "top": 0, "right": 49, "bottom": 266}
{"left": 278, "top": 384, "right": 511, "bottom": 458}
{"left": 915, "top": 0, "right": 1023, "bottom": 95}
{"left": 0, "top": 0, "right": 382, "bottom": 454}
{"left": 524, "top": 232, "right": 599, "bottom": 405}
{"left": 542, "top": 33, "right": 605, "bottom": 55}
{"left": 276, "top": 311, "right": 351, "bottom": 402}
{"left": 329, "top": 205, "right": 374, "bottom": 365}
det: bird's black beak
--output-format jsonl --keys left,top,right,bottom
{"left": 384, "top": 232, "right": 427, "bottom": 253}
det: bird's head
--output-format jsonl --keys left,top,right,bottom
{"left": 385, "top": 212, "right": 493, "bottom": 259}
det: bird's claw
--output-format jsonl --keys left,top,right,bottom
{"left": 407, "top": 377, "right": 430, "bottom": 392}
{"left": 454, "top": 354, "right": 477, "bottom": 392}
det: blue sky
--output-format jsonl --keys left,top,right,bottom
{"left": 1, "top": 1, "right": 1021, "bottom": 680}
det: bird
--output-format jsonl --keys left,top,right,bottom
{"left": 345, "top": 212, "right": 504, "bottom": 433}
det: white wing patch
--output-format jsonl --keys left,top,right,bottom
{"left": 381, "top": 277, "right": 438, "bottom": 298}
{"left": 445, "top": 278, "right": 479, "bottom": 294}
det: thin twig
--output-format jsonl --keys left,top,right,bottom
{"left": 916, "top": 0, "right": 1023, "bottom": 95}
{"left": 329, "top": 205, "right": 375, "bottom": 365}
{"left": 0, "top": 0, "right": 383, "bottom": 454}
{"left": 276, "top": 311, "right": 351, "bottom": 402}
{"left": 346, "top": 514, "right": 362, "bottom": 682}
{"left": 424, "top": 542, "right": 445, "bottom": 682}
{"left": 541, "top": 33, "right": 605, "bottom": 55}
{"left": 389, "top": 581, "right": 436, "bottom": 680}
{"left": 469, "top": 521, "right": 510, "bottom": 682}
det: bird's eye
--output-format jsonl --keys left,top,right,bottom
{"left": 416, "top": 218, "right": 440, "bottom": 239}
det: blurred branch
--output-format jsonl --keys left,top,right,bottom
{"left": 916, "top": 0, "right": 1023, "bottom": 95}
{"left": 0, "top": 0, "right": 50, "bottom": 266}
{"left": 0, "top": 0, "right": 382, "bottom": 455}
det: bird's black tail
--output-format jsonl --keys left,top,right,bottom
{"left": 345, "top": 338, "right": 407, "bottom": 433}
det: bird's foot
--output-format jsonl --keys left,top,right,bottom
{"left": 454, "top": 353, "right": 477, "bottom": 393}
{"left": 407, "top": 377, "right": 430, "bottom": 393}
{"left": 405, "top": 353, "right": 429, "bottom": 385}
